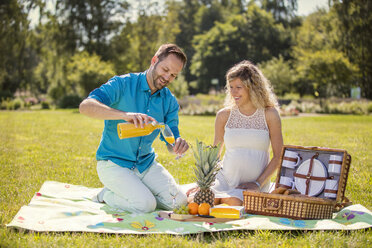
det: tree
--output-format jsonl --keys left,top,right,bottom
{"left": 292, "top": 9, "right": 359, "bottom": 97}
{"left": 66, "top": 51, "right": 115, "bottom": 98}
{"left": 194, "top": 1, "right": 224, "bottom": 33}
{"left": 296, "top": 49, "right": 358, "bottom": 97}
{"left": 332, "top": 0, "right": 372, "bottom": 99}
{"left": 259, "top": 55, "right": 297, "bottom": 96}
{"left": 171, "top": 0, "right": 202, "bottom": 86}
{"left": 191, "top": 3, "right": 290, "bottom": 92}
{"left": 0, "top": 0, "right": 32, "bottom": 99}
{"left": 259, "top": 0, "right": 297, "bottom": 26}
{"left": 110, "top": 12, "right": 163, "bottom": 74}
{"left": 158, "top": 0, "right": 181, "bottom": 45}
{"left": 55, "top": 0, "right": 129, "bottom": 60}
{"left": 293, "top": 9, "right": 339, "bottom": 53}
{"left": 167, "top": 73, "right": 189, "bottom": 99}
{"left": 32, "top": 15, "right": 76, "bottom": 101}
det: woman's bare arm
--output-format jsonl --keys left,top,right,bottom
{"left": 255, "top": 107, "right": 283, "bottom": 187}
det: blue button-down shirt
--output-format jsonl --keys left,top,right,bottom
{"left": 88, "top": 71, "right": 180, "bottom": 173}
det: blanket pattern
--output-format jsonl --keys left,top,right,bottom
{"left": 7, "top": 181, "right": 372, "bottom": 234}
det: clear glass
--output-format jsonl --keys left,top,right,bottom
{"left": 162, "top": 124, "right": 176, "bottom": 145}
{"left": 168, "top": 177, "right": 179, "bottom": 209}
{"left": 161, "top": 124, "right": 184, "bottom": 159}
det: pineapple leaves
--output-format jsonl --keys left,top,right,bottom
{"left": 192, "top": 139, "right": 221, "bottom": 189}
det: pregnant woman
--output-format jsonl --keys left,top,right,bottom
{"left": 188, "top": 60, "right": 283, "bottom": 206}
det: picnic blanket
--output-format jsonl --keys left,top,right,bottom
{"left": 7, "top": 181, "right": 372, "bottom": 235}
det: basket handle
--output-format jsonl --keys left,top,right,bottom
{"left": 334, "top": 196, "right": 353, "bottom": 211}
{"left": 263, "top": 198, "right": 282, "bottom": 211}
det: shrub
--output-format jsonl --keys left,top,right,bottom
{"left": 41, "top": 101, "right": 50, "bottom": 109}
{"left": 368, "top": 102, "right": 372, "bottom": 114}
{"left": 24, "top": 97, "right": 38, "bottom": 106}
{"left": 180, "top": 103, "right": 221, "bottom": 116}
{"left": 280, "top": 99, "right": 371, "bottom": 115}
{"left": 167, "top": 74, "right": 189, "bottom": 99}
{"left": 280, "top": 105, "right": 300, "bottom": 116}
{"left": 282, "top": 100, "right": 322, "bottom": 114}
{"left": 178, "top": 94, "right": 224, "bottom": 116}
{"left": 344, "top": 102, "right": 366, "bottom": 115}
{"left": 0, "top": 98, "right": 24, "bottom": 110}
{"left": 58, "top": 95, "right": 82, "bottom": 109}
{"left": 13, "top": 98, "right": 23, "bottom": 110}
{"left": 0, "top": 99, "right": 9, "bottom": 110}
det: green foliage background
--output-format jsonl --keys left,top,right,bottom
{"left": 1, "top": 0, "right": 371, "bottom": 104}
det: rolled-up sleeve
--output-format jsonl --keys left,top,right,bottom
{"left": 88, "top": 76, "right": 124, "bottom": 106}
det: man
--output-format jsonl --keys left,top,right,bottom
{"left": 79, "top": 44, "right": 189, "bottom": 213}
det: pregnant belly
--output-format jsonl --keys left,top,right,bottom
{"left": 222, "top": 148, "right": 268, "bottom": 186}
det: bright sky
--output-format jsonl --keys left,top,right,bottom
{"left": 297, "top": 0, "right": 329, "bottom": 16}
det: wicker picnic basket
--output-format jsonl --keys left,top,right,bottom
{"left": 243, "top": 145, "right": 352, "bottom": 220}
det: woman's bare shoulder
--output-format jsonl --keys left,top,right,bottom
{"left": 265, "top": 107, "right": 281, "bottom": 122}
{"left": 216, "top": 107, "right": 231, "bottom": 120}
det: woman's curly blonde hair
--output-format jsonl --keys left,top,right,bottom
{"left": 224, "top": 60, "right": 279, "bottom": 109}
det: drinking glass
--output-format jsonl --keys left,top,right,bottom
{"left": 161, "top": 125, "right": 184, "bottom": 159}
{"left": 168, "top": 177, "right": 179, "bottom": 209}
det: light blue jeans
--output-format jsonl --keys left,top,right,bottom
{"left": 97, "top": 160, "right": 187, "bottom": 213}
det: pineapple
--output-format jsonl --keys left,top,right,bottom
{"left": 192, "top": 140, "right": 221, "bottom": 207}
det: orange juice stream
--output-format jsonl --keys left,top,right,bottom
{"left": 117, "top": 122, "right": 165, "bottom": 139}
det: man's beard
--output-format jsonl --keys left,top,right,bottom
{"left": 151, "top": 66, "right": 169, "bottom": 90}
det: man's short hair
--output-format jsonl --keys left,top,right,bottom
{"left": 154, "top": 44, "right": 187, "bottom": 68}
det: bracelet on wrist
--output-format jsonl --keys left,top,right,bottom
{"left": 253, "top": 181, "right": 261, "bottom": 189}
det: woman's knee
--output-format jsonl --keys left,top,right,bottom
{"left": 221, "top": 197, "right": 243, "bottom": 206}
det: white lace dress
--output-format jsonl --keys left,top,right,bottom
{"left": 212, "top": 107, "right": 271, "bottom": 201}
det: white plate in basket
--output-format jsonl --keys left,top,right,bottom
{"left": 294, "top": 159, "right": 328, "bottom": 196}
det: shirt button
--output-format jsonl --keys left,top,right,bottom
{"left": 147, "top": 109, "right": 150, "bottom": 112}
{"left": 139, "top": 147, "right": 141, "bottom": 149}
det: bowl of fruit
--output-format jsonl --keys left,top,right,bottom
{"left": 170, "top": 202, "right": 212, "bottom": 220}
{"left": 171, "top": 204, "right": 194, "bottom": 220}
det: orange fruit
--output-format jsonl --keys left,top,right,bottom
{"left": 188, "top": 202, "right": 199, "bottom": 215}
{"left": 198, "top": 203, "right": 211, "bottom": 215}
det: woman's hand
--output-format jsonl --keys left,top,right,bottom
{"left": 186, "top": 186, "right": 199, "bottom": 197}
{"left": 236, "top": 182, "right": 260, "bottom": 191}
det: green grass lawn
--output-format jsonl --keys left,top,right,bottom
{"left": 0, "top": 110, "right": 371, "bottom": 247}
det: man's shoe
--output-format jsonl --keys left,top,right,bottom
{"left": 92, "top": 187, "right": 107, "bottom": 203}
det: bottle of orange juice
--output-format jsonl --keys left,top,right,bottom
{"left": 117, "top": 121, "right": 165, "bottom": 139}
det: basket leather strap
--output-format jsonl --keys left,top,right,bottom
{"left": 292, "top": 173, "right": 328, "bottom": 181}
{"left": 329, "top": 160, "right": 342, "bottom": 165}
{"left": 324, "top": 189, "right": 338, "bottom": 194}
{"left": 297, "top": 153, "right": 318, "bottom": 195}
{"left": 283, "top": 156, "right": 298, "bottom": 162}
